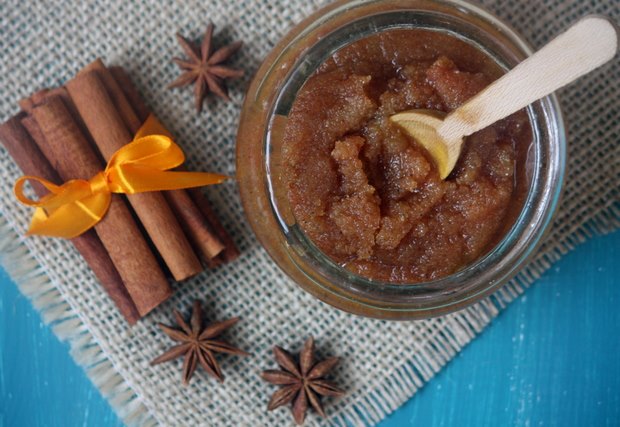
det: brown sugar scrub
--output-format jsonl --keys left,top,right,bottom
{"left": 282, "top": 29, "right": 532, "bottom": 283}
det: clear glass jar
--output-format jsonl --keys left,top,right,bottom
{"left": 236, "top": 0, "right": 565, "bottom": 319}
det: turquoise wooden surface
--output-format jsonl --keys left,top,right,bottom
{"left": 1, "top": 231, "right": 619, "bottom": 426}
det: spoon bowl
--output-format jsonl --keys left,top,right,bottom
{"left": 390, "top": 109, "right": 457, "bottom": 179}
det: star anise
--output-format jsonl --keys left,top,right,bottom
{"left": 261, "top": 337, "right": 345, "bottom": 425}
{"left": 151, "top": 300, "right": 248, "bottom": 385}
{"left": 169, "top": 23, "right": 244, "bottom": 112}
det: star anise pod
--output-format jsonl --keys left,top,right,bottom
{"left": 261, "top": 337, "right": 345, "bottom": 425}
{"left": 151, "top": 300, "right": 248, "bottom": 385}
{"left": 169, "top": 23, "right": 244, "bottom": 112}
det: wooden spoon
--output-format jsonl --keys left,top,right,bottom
{"left": 391, "top": 15, "right": 618, "bottom": 179}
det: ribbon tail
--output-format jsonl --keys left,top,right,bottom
{"left": 108, "top": 165, "right": 228, "bottom": 193}
{"left": 26, "top": 192, "right": 112, "bottom": 238}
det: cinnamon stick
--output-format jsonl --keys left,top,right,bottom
{"left": 18, "top": 89, "right": 50, "bottom": 113}
{"left": 30, "top": 87, "right": 98, "bottom": 152}
{"left": 0, "top": 113, "right": 140, "bottom": 323}
{"left": 28, "top": 95, "right": 171, "bottom": 317}
{"left": 89, "top": 60, "right": 225, "bottom": 261}
{"left": 66, "top": 71, "right": 202, "bottom": 280}
{"left": 106, "top": 70, "right": 223, "bottom": 268}
{"left": 189, "top": 188, "right": 240, "bottom": 263}
{"left": 109, "top": 65, "right": 239, "bottom": 263}
{"left": 109, "top": 67, "right": 150, "bottom": 119}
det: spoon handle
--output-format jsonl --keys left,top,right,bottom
{"left": 440, "top": 15, "right": 618, "bottom": 139}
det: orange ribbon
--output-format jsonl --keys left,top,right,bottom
{"left": 14, "top": 115, "right": 227, "bottom": 238}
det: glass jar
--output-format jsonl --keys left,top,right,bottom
{"left": 236, "top": 0, "right": 565, "bottom": 320}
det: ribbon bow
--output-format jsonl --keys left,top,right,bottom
{"left": 14, "top": 115, "right": 227, "bottom": 238}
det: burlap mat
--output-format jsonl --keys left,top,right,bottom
{"left": 0, "top": 0, "right": 617, "bottom": 426}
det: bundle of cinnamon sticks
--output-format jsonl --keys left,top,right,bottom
{"left": 0, "top": 59, "right": 239, "bottom": 324}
